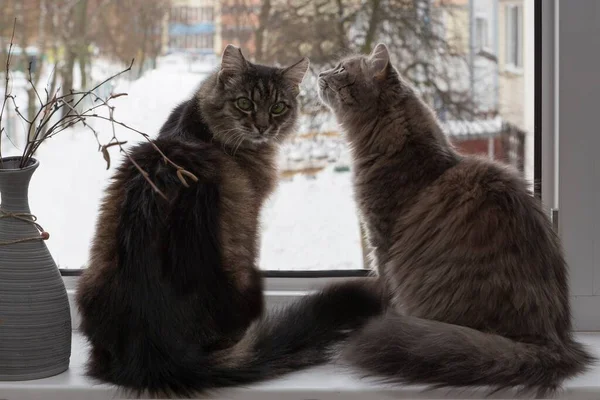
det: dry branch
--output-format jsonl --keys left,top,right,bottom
{"left": 0, "top": 24, "right": 196, "bottom": 201}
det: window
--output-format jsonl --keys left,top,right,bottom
{"left": 0, "top": 0, "right": 596, "bottom": 325}
{"left": 0, "top": 0, "right": 535, "bottom": 274}
{"left": 475, "top": 17, "right": 489, "bottom": 50}
{"left": 505, "top": 4, "right": 523, "bottom": 68}
{"left": 26, "top": 1, "right": 600, "bottom": 332}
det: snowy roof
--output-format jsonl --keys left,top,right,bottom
{"left": 298, "top": 113, "right": 523, "bottom": 139}
{"left": 442, "top": 116, "right": 523, "bottom": 138}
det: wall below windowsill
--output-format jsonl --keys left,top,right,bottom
{"left": 1, "top": 333, "right": 600, "bottom": 400}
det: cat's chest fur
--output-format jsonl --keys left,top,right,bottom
{"left": 216, "top": 149, "right": 277, "bottom": 289}
{"left": 227, "top": 149, "right": 278, "bottom": 201}
{"left": 352, "top": 153, "right": 427, "bottom": 266}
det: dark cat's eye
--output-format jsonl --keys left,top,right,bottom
{"left": 335, "top": 67, "right": 345, "bottom": 74}
{"left": 271, "top": 102, "right": 287, "bottom": 115}
{"left": 236, "top": 97, "right": 253, "bottom": 111}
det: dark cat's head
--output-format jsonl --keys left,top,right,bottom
{"left": 200, "top": 45, "right": 309, "bottom": 149}
{"left": 318, "top": 43, "right": 410, "bottom": 119}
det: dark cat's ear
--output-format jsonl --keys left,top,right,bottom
{"left": 282, "top": 57, "right": 310, "bottom": 92}
{"left": 368, "top": 43, "right": 390, "bottom": 79}
{"left": 219, "top": 44, "right": 247, "bottom": 82}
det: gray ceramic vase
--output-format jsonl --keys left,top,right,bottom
{"left": 0, "top": 156, "right": 71, "bottom": 380}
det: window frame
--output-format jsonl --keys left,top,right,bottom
{"left": 551, "top": 0, "right": 600, "bottom": 331}
{"left": 475, "top": 16, "right": 491, "bottom": 52}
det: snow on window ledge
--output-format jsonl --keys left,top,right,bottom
{"left": 503, "top": 63, "right": 524, "bottom": 75}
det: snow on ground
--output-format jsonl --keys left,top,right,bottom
{"left": 1, "top": 56, "right": 364, "bottom": 271}
{"left": 259, "top": 167, "right": 362, "bottom": 271}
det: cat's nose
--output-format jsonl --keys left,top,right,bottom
{"left": 256, "top": 125, "right": 268, "bottom": 134}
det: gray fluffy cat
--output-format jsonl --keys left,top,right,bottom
{"left": 318, "top": 43, "right": 594, "bottom": 397}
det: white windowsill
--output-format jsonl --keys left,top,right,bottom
{"left": 1, "top": 333, "right": 600, "bottom": 400}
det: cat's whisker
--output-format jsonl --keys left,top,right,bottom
{"left": 233, "top": 131, "right": 249, "bottom": 157}
{"left": 219, "top": 130, "right": 245, "bottom": 157}
{"left": 217, "top": 129, "right": 244, "bottom": 153}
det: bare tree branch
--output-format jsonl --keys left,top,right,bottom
{"left": 0, "top": 24, "right": 195, "bottom": 201}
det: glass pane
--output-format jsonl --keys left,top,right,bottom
{"left": 0, "top": 0, "right": 535, "bottom": 271}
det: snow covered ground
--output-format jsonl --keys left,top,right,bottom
{"left": 1, "top": 56, "right": 364, "bottom": 271}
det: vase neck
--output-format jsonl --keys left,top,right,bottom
{"left": 0, "top": 168, "right": 35, "bottom": 214}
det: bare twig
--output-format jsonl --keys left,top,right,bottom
{"left": 27, "top": 63, "right": 44, "bottom": 108}
{"left": 1, "top": 26, "right": 195, "bottom": 201}
{"left": 71, "top": 58, "right": 134, "bottom": 112}
{"left": 0, "top": 18, "right": 17, "bottom": 166}
{"left": 107, "top": 105, "right": 168, "bottom": 200}
{"left": 52, "top": 84, "right": 170, "bottom": 200}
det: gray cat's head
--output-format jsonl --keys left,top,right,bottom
{"left": 200, "top": 45, "right": 309, "bottom": 149}
{"left": 318, "top": 43, "right": 409, "bottom": 118}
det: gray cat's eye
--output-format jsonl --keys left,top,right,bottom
{"left": 271, "top": 102, "right": 287, "bottom": 115}
{"left": 236, "top": 97, "right": 253, "bottom": 111}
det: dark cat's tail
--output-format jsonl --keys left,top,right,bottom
{"left": 206, "top": 278, "right": 385, "bottom": 383}
{"left": 116, "top": 278, "right": 384, "bottom": 398}
{"left": 342, "top": 313, "right": 594, "bottom": 398}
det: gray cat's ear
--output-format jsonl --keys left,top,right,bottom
{"left": 282, "top": 57, "right": 310, "bottom": 87}
{"left": 219, "top": 44, "right": 247, "bottom": 81}
{"left": 369, "top": 43, "right": 390, "bottom": 78}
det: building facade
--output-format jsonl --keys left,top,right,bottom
{"left": 435, "top": 0, "right": 533, "bottom": 178}
{"left": 167, "top": 0, "right": 217, "bottom": 54}
{"left": 497, "top": 0, "right": 535, "bottom": 182}
{"left": 218, "top": 0, "right": 261, "bottom": 57}
{"left": 470, "top": 0, "right": 500, "bottom": 115}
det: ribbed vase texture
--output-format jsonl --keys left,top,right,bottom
{"left": 0, "top": 157, "right": 71, "bottom": 380}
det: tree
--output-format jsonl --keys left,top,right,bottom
{"left": 1, "top": 0, "right": 172, "bottom": 121}
{"left": 93, "top": 0, "right": 170, "bottom": 77}
{"left": 251, "top": 0, "right": 477, "bottom": 120}
{"left": 221, "top": 0, "right": 261, "bottom": 56}
{"left": 0, "top": 0, "right": 54, "bottom": 136}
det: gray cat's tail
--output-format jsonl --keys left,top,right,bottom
{"left": 343, "top": 313, "right": 594, "bottom": 398}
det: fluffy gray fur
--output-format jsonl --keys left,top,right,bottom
{"left": 318, "top": 43, "right": 594, "bottom": 398}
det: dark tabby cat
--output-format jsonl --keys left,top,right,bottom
{"left": 76, "top": 45, "right": 383, "bottom": 398}
{"left": 318, "top": 43, "right": 594, "bottom": 397}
